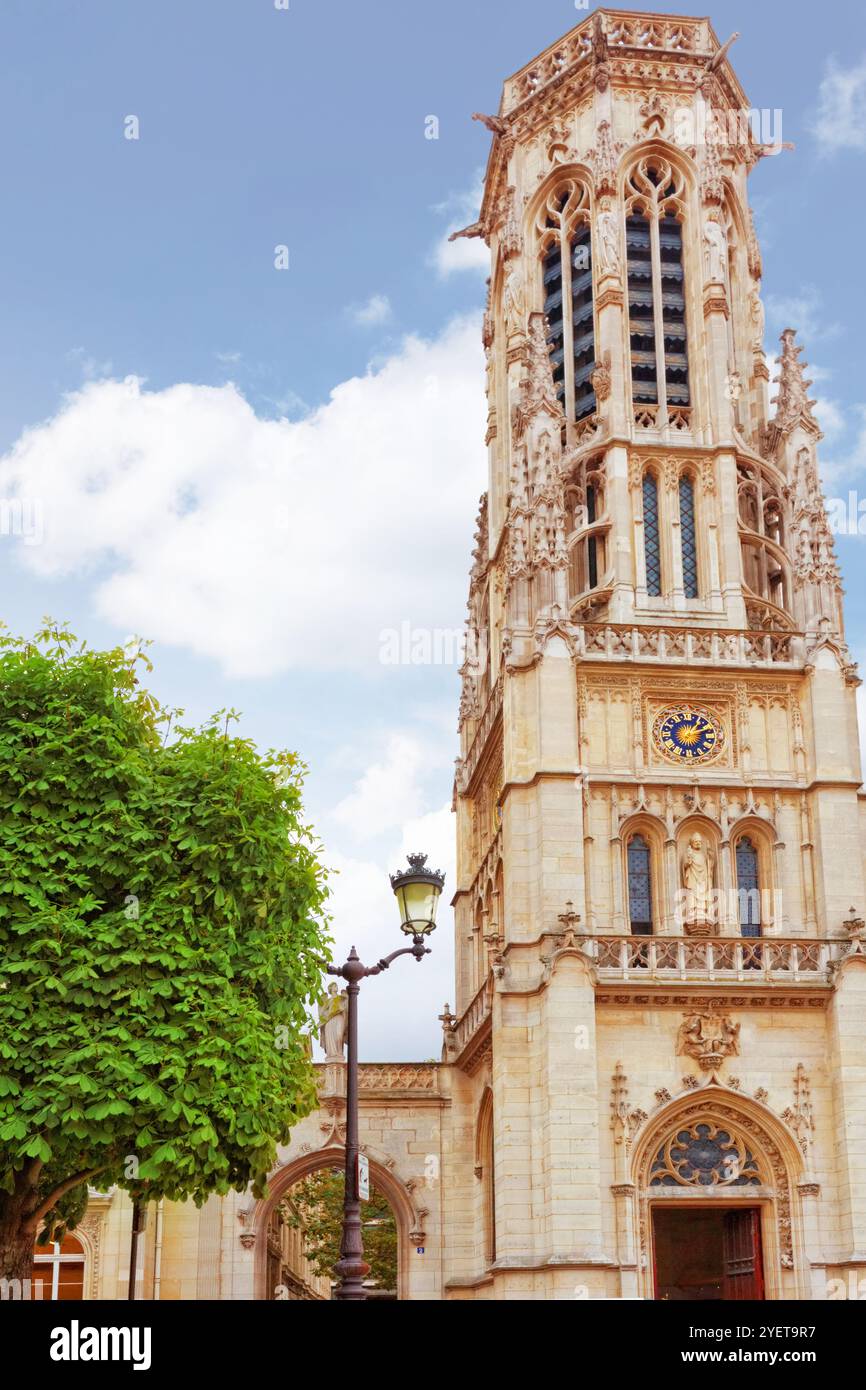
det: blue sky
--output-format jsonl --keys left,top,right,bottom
{"left": 1, "top": 0, "right": 865, "bottom": 1058}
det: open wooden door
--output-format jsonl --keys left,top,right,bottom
{"left": 722, "top": 1208, "right": 764, "bottom": 1300}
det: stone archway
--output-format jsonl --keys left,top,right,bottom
{"left": 630, "top": 1087, "right": 805, "bottom": 1300}
{"left": 249, "top": 1147, "right": 419, "bottom": 1301}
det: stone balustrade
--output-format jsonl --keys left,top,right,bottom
{"left": 578, "top": 622, "right": 801, "bottom": 667}
{"left": 594, "top": 935, "right": 836, "bottom": 983}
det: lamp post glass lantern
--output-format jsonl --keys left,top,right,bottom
{"left": 390, "top": 852, "right": 445, "bottom": 937}
{"left": 326, "top": 852, "right": 444, "bottom": 1300}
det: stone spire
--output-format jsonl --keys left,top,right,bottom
{"left": 770, "top": 329, "right": 820, "bottom": 437}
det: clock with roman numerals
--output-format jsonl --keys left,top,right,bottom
{"left": 652, "top": 704, "right": 725, "bottom": 765}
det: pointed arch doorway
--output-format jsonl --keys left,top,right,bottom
{"left": 631, "top": 1088, "right": 804, "bottom": 1301}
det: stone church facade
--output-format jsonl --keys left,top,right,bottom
{"left": 79, "top": 9, "right": 866, "bottom": 1300}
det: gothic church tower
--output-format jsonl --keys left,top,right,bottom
{"left": 445, "top": 8, "right": 866, "bottom": 1301}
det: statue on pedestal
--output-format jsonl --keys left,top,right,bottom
{"left": 681, "top": 832, "right": 715, "bottom": 934}
{"left": 318, "top": 982, "right": 348, "bottom": 1060}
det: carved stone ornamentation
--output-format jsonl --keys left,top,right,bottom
{"left": 499, "top": 184, "right": 522, "bottom": 259}
{"left": 780, "top": 1063, "right": 815, "bottom": 1160}
{"left": 587, "top": 121, "right": 625, "bottom": 198}
{"left": 638, "top": 90, "right": 667, "bottom": 136}
{"left": 591, "top": 352, "right": 612, "bottom": 402}
{"left": 677, "top": 1009, "right": 740, "bottom": 1071}
{"left": 611, "top": 1062, "right": 648, "bottom": 1147}
{"left": 771, "top": 328, "right": 819, "bottom": 435}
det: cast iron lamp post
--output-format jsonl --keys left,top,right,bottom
{"left": 326, "top": 852, "right": 444, "bottom": 1301}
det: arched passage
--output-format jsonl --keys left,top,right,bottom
{"left": 251, "top": 1147, "right": 418, "bottom": 1301}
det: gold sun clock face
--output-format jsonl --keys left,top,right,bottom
{"left": 652, "top": 705, "right": 725, "bottom": 765}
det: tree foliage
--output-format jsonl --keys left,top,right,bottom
{"left": 0, "top": 621, "right": 330, "bottom": 1274}
{"left": 286, "top": 1167, "right": 398, "bottom": 1291}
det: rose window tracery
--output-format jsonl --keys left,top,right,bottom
{"left": 649, "top": 1121, "right": 761, "bottom": 1186}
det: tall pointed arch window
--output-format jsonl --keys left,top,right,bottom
{"left": 627, "top": 832, "right": 653, "bottom": 936}
{"left": 642, "top": 473, "right": 662, "bottom": 596}
{"left": 735, "top": 836, "right": 762, "bottom": 938}
{"left": 625, "top": 157, "right": 690, "bottom": 422}
{"left": 679, "top": 474, "right": 699, "bottom": 598}
{"left": 538, "top": 180, "right": 596, "bottom": 429}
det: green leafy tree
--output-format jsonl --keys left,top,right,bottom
{"left": 286, "top": 1167, "right": 398, "bottom": 1292}
{"left": 0, "top": 622, "right": 330, "bottom": 1282}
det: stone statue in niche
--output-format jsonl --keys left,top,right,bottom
{"left": 681, "top": 832, "right": 716, "bottom": 935}
{"left": 703, "top": 217, "right": 727, "bottom": 285}
{"left": 596, "top": 203, "right": 621, "bottom": 278}
{"left": 749, "top": 287, "right": 765, "bottom": 352}
{"left": 503, "top": 264, "right": 525, "bottom": 336}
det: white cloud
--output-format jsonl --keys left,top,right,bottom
{"left": 765, "top": 286, "right": 840, "bottom": 344}
{"left": 67, "top": 346, "right": 113, "bottom": 381}
{"left": 813, "top": 395, "right": 846, "bottom": 446}
{"left": 811, "top": 56, "right": 866, "bottom": 152}
{"left": 0, "top": 317, "right": 486, "bottom": 677}
{"left": 333, "top": 733, "right": 431, "bottom": 842}
{"left": 823, "top": 403, "right": 866, "bottom": 489}
{"left": 431, "top": 176, "right": 490, "bottom": 278}
{"left": 349, "top": 294, "right": 392, "bottom": 327}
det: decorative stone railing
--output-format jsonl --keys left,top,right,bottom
{"left": 314, "top": 1061, "right": 441, "bottom": 1096}
{"left": 503, "top": 13, "right": 709, "bottom": 112}
{"left": 452, "top": 976, "right": 494, "bottom": 1057}
{"left": 594, "top": 936, "right": 837, "bottom": 983}
{"left": 577, "top": 623, "right": 801, "bottom": 668}
{"left": 633, "top": 404, "right": 693, "bottom": 436}
{"left": 357, "top": 1064, "right": 439, "bottom": 1092}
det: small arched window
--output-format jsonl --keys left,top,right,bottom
{"left": 643, "top": 473, "right": 662, "bottom": 596}
{"left": 679, "top": 475, "right": 699, "bottom": 598}
{"left": 627, "top": 832, "right": 653, "bottom": 936}
{"left": 735, "top": 836, "right": 761, "bottom": 938}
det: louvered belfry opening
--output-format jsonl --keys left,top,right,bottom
{"left": 660, "top": 216, "right": 689, "bottom": 407}
{"left": 539, "top": 181, "right": 596, "bottom": 436}
{"left": 542, "top": 231, "right": 566, "bottom": 413}
{"left": 571, "top": 225, "right": 595, "bottom": 420}
{"left": 624, "top": 157, "right": 690, "bottom": 422}
{"left": 627, "top": 213, "right": 657, "bottom": 403}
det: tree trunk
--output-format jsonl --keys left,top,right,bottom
{"left": 0, "top": 1209, "right": 37, "bottom": 1292}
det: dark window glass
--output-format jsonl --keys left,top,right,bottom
{"left": 587, "top": 483, "right": 598, "bottom": 589}
{"left": 679, "top": 476, "right": 698, "bottom": 598}
{"left": 628, "top": 833, "right": 653, "bottom": 935}
{"left": 643, "top": 474, "right": 661, "bottom": 596}
{"left": 736, "top": 837, "right": 762, "bottom": 937}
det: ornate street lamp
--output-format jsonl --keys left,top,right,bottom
{"left": 327, "top": 853, "right": 444, "bottom": 1301}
